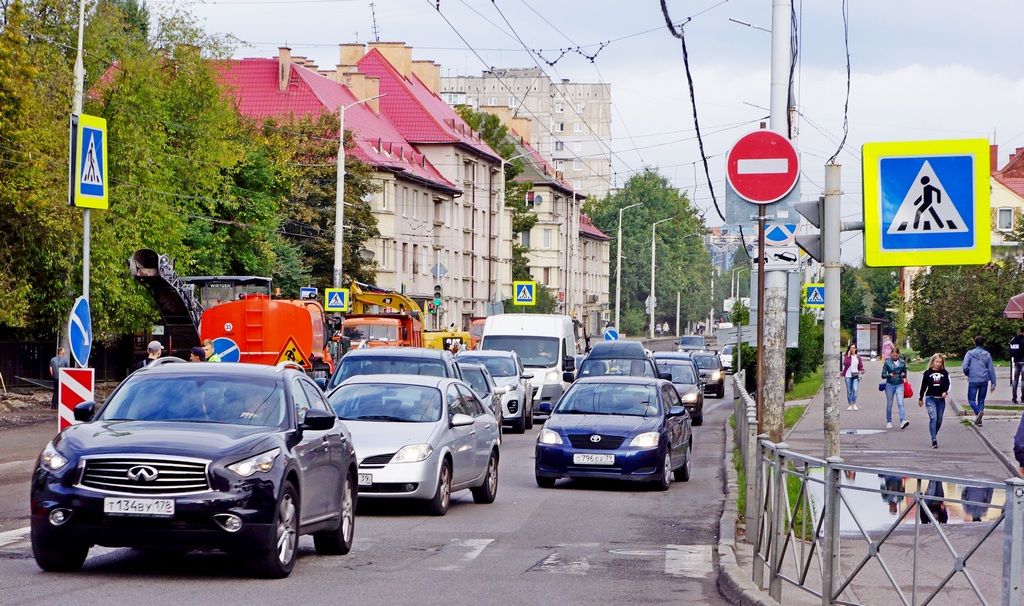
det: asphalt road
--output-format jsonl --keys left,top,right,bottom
{"left": 0, "top": 339, "right": 734, "bottom": 605}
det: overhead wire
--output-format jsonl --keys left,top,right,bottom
{"left": 826, "top": 0, "right": 850, "bottom": 165}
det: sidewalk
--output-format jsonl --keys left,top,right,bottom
{"left": 721, "top": 357, "right": 1021, "bottom": 605}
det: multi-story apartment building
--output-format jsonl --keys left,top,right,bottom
{"left": 440, "top": 68, "right": 613, "bottom": 200}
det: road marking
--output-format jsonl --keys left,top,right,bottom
{"left": 0, "top": 527, "right": 30, "bottom": 548}
{"left": 427, "top": 538, "right": 493, "bottom": 571}
{"left": 537, "top": 552, "right": 590, "bottom": 575}
{"left": 665, "top": 544, "right": 713, "bottom": 577}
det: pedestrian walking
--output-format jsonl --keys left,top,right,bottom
{"left": 881, "top": 346, "right": 909, "bottom": 430}
{"left": 962, "top": 336, "right": 996, "bottom": 426}
{"left": 917, "top": 353, "right": 950, "bottom": 449}
{"left": 1010, "top": 327, "right": 1024, "bottom": 403}
{"left": 881, "top": 335, "right": 894, "bottom": 361}
{"left": 134, "top": 340, "right": 163, "bottom": 371}
{"left": 48, "top": 346, "right": 69, "bottom": 410}
{"left": 662, "top": 321, "right": 670, "bottom": 337}
{"left": 841, "top": 344, "right": 864, "bottom": 411}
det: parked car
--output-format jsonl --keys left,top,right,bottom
{"left": 652, "top": 352, "right": 705, "bottom": 425}
{"left": 30, "top": 359, "right": 357, "bottom": 578}
{"left": 456, "top": 350, "right": 535, "bottom": 433}
{"left": 720, "top": 345, "right": 734, "bottom": 373}
{"left": 459, "top": 362, "right": 506, "bottom": 432}
{"left": 677, "top": 335, "right": 706, "bottom": 353}
{"left": 574, "top": 340, "right": 665, "bottom": 380}
{"left": 535, "top": 376, "right": 693, "bottom": 490}
{"left": 691, "top": 351, "right": 726, "bottom": 398}
{"left": 326, "top": 375, "right": 500, "bottom": 516}
{"left": 325, "top": 346, "right": 463, "bottom": 391}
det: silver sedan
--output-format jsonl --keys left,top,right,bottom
{"left": 326, "top": 375, "right": 500, "bottom": 516}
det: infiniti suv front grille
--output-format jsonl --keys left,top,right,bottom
{"left": 78, "top": 456, "right": 210, "bottom": 495}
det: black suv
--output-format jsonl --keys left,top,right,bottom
{"left": 326, "top": 346, "right": 464, "bottom": 391}
{"left": 573, "top": 340, "right": 667, "bottom": 380}
{"left": 30, "top": 359, "right": 357, "bottom": 578}
{"left": 691, "top": 351, "right": 726, "bottom": 398}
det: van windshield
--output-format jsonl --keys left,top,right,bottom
{"left": 481, "top": 335, "right": 559, "bottom": 368}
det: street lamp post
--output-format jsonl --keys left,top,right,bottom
{"left": 649, "top": 218, "right": 671, "bottom": 339}
{"left": 334, "top": 93, "right": 386, "bottom": 289}
{"left": 615, "top": 202, "right": 642, "bottom": 332}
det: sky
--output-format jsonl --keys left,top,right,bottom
{"left": 170, "top": 0, "right": 1024, "bottom": 265}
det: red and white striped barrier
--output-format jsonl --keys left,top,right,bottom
{"left": 58, "top": 368, "right": 94, "bottom": 432}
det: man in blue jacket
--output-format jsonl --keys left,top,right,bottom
{"left": 963, "top": 336, "right": 996, "bottom": 426}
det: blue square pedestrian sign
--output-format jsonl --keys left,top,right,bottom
{"left": 862, "top": 139, "right": 990, "bottom": 267}
{"left": 804, "top": 283, "right": 824, "bottom": 309}
{"left": 324, "top": 288, "right": 349, "bottom": 312}
{"left": 69, "top": 114, "right": 108, "bottom": 210}
{"left": 513, "top": 281, "right": 536, "bottom": 306}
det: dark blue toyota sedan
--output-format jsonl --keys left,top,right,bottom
{"left": 534, "top": 376, "right": 692, "bottom": 490}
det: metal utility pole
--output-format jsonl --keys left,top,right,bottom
{"left": 73, "top": 0, "right": 88, "bottom": 299}
{"left": 761, "top": 0, "right": 793, "bottom": 443}
{"left": 822, "top": 164, "right": 842, "bottom": 457}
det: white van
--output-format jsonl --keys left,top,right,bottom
{"left": 479, "top": 314, "right": 579, "bottom": 415}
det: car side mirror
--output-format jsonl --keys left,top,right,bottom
{"left": 668, "top": 406, "right": 687, "bottom": 417}
{"left": 522, "top": 373, "right": 534, "bottom": 380}
{"left": 301, "top": 408, "right": 336, "bottom": 431}
{"left": 563, "top": 356, "right": 575, "bottom": 372}
{"left": 73, "top": 401, "right": 96, "bottom": 422}
{"left": 450, "top": 413, "right": 474, "bottom": 427}
{"left": 562, "top": 371, "right": 576, "bottom": 384}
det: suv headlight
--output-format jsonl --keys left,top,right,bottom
{"left": 629, "top": 432, "right": 660, "bottom": 448}
{"left": 711, "top": 370, "right": 722, "bottom": 381}
{"left": 681, "top": 392, "right": 698, "bottom": 403}
{"left": 228, "top": 448, "right": 280, "bottom": 477}
{"left": 538, "top": 428, "right": 563, "bottom": 445}
{"left": 392, "top": 444, "right": 433, "bottom": 463}
{"left": 40, "top": 442, "right": 69, "bottom": 472}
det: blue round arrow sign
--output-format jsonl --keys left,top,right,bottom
{"left": 68, "top": 297, "right": 92, "bottom": 367}
{"left": 212, "top": 337, "right": 240, "bottom": 363}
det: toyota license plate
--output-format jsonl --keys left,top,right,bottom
{"left": 358, "top": 474, "right": 373, "bottom": 486}
{"left": 103, "top": 497, "right": 175, "bottom": 517}
{"left": 573, "top": 453, "right": 614, "bottom": 465}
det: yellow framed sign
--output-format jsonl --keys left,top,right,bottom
{"left": 69, "top": 114, "right": 108, "bottom": 209}
{"left": 513, "top": 281, "right": 536, "bottom": 306}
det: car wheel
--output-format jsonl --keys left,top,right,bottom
{"left": 693, "top": 407, "right": 704, "bottom": 427}
{"left": 655, "top": 451, "right": 672, "bottom": 491}
{"left": 511, "top": 408, "right": 526, "bottom": 434}
{"left": 31, "top": 531, "right": 89, "bottom": 572}
{"left": 716, "top": 385, "right": 725, "bottom": 399}
{"left": 525, "top": 405, "right": 534, "bottom": 430}
{"left": 313, "top": 471, "right": 355, "bottom": 556}
{"left": 674, "top": 441, "right": 692, "bottom": 482}
{"left": 535, "top": 474, "right": 556, "bottom": 488}
{"left": 426, "top": 460, "right": 452, "bottom": 516}
{"left": 471, "top": 452, "right": 499, "bottom": 504}
{"left": 250, "top": 481, "right": 299, "bottom": 578}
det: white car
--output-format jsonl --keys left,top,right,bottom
{"left": 720, "top": 345, "right": 734, "bottom": 373}
{"left": 457, "top": 350, "right": 535, "bottom": 433}
{"left": 327, "top": 375, "right": 500, "bottom": 516}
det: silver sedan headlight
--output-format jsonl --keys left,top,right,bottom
{"left": 392, "top": 443, "right": 434, "bottom": 463}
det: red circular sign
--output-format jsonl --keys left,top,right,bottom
{"left": 726, "top": 130, "right": 799, "bottom": 204}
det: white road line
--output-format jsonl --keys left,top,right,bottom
{"left": 538, "top": 552, "right": 590, "bottom": 575}
{"left": 737, "top": 158, "right": 788, "bottom": 174}
{"left": 664, "top": 544, "right": 713, "bottom": 577}
{"left": 427, "top": 538, "right": 494, "bottom": 571}
{"left": 0, "top": 527, "right": 30, "bottom": 548}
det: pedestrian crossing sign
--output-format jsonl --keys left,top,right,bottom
{"left": 862, "top": 139, "right": 990, "bottom": 267}
{"left": 513, "top": 281, "right": 536, "bottom": 306}
{"left": 804, "top": 283, "right": 825, "bottom": 308}
{"left": 324, "top": 288, "right": 349, "bottom": 312}
{"left": 70, "top": 114, "right": 108, "bottom": 210}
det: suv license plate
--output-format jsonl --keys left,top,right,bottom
{"left": 358, "top": 474, "right": 373, "bottom": 486}
{"left": 103, "top": 497, "right": 175, "bottom": 517}
{"left": 573, "top": 453, "right": 614, "bottom": 465}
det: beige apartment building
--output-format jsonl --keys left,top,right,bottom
{"left": 440, "top": 68, "right": 613, "bottom": 200}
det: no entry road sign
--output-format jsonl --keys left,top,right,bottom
{"left": 727, "top": 131, "right": 799, "bottom": 204}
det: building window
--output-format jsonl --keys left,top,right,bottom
{"left": 468, "top": 97, "right": 477, "bottom": 107}
{"left": 380, "top": 242, "right": 390, "bottom": 269}
{"left": 573, "top": 142, "right": 582, "bottom": 152}
{"left": 543, "top": 228, "right": 551, "bottom": 248}
{"left": 573, "top": 180, "right": 582, "bottom": 190}
{"left": 411, "top": 188, "right": 418, "bottom": 219}
{"left": 402, "top": 187, "right": 409, "bottom": 217}
{"left": 556, "top": 122, "right": 565, "bottom": 133}
{"left": 526, "top": 191, "right": 544, "bottom": 207}
{"left": 543, "top": 267, "right": 550, "bottom": 285}
{"left": 554, "top": 141, "right": 564, "bottom": 151}
{"left": 576, "top": 103, "right": 584, "bottom": 112}
{"left": 380, "top": 185, "right": 388, "bottom": 211}
{"left": 573, "top": 159, "right": 583, "bottom": 171}
{"left": 402, "top": 243, "right": 408, "bottom": 272}
{"left": 556, "top": 160, "right": 565, "bottom": 171}
{"left": 413, "top": 244, "right": 419, "bottom": 274}
{"left": 573, "top": 122, "right": 583, "bottom": 133}
{"left": 998, "top": 207, "right": 1014, "bottom": 231}
{"left": 555, "top": 103, "right": 564, "bottom": 113}
{"left": 508, "top": 97, "right": 518, "bottom": 108}
{"left": 487, "top": 97, "right": 497, "bottom": 106}
{"left": 521, "top": 230, "right": 531, "bottom": 247}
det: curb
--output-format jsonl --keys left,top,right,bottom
{"left": 718, "top": 410, "right": 779, "bottom": 606}
{"left": 948, "top": 395, "right": 1020, "bottom": 477}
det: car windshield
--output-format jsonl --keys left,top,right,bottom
{"left": 579, "top": 358, "right": 656, "bottom": 378}
{"left": 99, "top": 375, "right": 286, "bottom": 426}
{"left": 331, "top": 356, "right": 448, "bottom": 387}
{"left": 556, "top": 383, "right": 659, "bottom": 417}
{"left": 327, "top": 384, "right": 442, "bottom": 423}
{"left": 463, "top": 369, "right": 490, "bottom": 394}
{"left": 458, "top": 355, "right": 517, "bottom": 377}
{"left": 693, "top": 354, "right": 720, "bottom": 369}
{"left": 679, "top": 336, "right": 704, "bottom": 348}
{"left": 343, "top": 322, "right": 397, "bottom": 343}
{"left": 481, "top": 335, "right": 559, "bottom": 368}
{"left": 658, "top": 361, "right": 697, "bottom": 384}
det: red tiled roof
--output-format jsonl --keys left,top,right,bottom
{"left": 216, "top": 58, "right": 458, "bottom": 193}
{"left": 994, "top": 174, "right": 1024, "bottom": 200}
{"left": 356, "top": 49, "right": 501, "bottom": 162}
{"left": 579, "top": 214, "right": 610, "bottom": 240}
{"left": 508, "top": 128, "right": 575, "bottom": 194}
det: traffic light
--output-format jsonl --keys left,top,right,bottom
{"left": 433, "top": 284, "right": 443, "bottom": 308}
{"left": 794, "top": 196, "right": 824, "bottom": 263}
{"left": 426, "top": 302, "right": 436, "bottom": 314}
